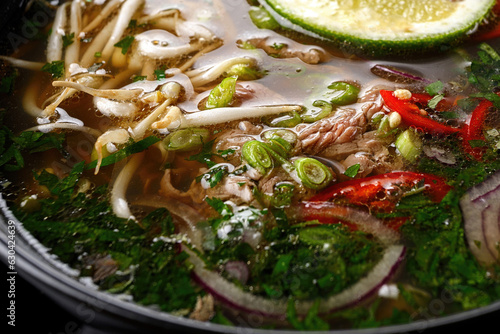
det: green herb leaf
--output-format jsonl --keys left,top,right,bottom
{"left": 114, "top": 35, "right": 135, "bottom": 55}
{"left": 62, "top": 32, "right": 75, "bottom": 48}
{"left": 344, "top": 163, "right": 361, "bottom": 178}
{"left": 86, "top": 136, "right": 161, "bottom": 170}
{"left": 428, "top": 94, "right": 444, "bottom": 109}
{"left": 0, "top": 70, "right": 18, "bottom": 94}
{"left": 425, "top": 80, "right": 444, "bottom": 96}
{"left": 41, "top": 60, "right": 65, "bottom": 78}
{"left": 154, "top": 65, "right": 167, "bottom": 80}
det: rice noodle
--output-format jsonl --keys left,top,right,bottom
{"left": 187, "top": 57, "right": 256, "bottom": 87}
{"left": 52, "top": 81, "right": 143, "bottom": 100}
{"left": 136, "top": 8, "right": 180, "bottom": 26}
{"left": 24, "top": 123, "right": 102, "bottom": 138}
{"left": 135, "top": 37, "right": 203, "bottom": 60}
{"left": 81, "top": 0, "right": 123, "bottom": 34}
{"left": 22, "top": 74, "right": 45, "bottom": 118}
{"left": 47, "top": 2, "right": 70, "bottom": 63}
{"left": 110, "top": 151, "right": 145, "bottom": 220}
{"left": 80, "top": 15, "right": 119, "bottom": 68}
{"left": 100, "top": 0, "right": 145, "bottom": 62}
{"left": 170, "top": 105, "right": 303, "bottom": 129}
{"left": 65, "top": 0, "right": 83, "bottom": 76}
{"left": 0, "top": 56, "right": 45, "bottom": 71}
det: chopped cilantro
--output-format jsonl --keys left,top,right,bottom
{"left": 132, "top": 75, "right": 147, "bottom": 82}
{"left": 468, "top": 43, "right": 500, "bottom": 107}
{"left": 114, "top": 35, "right": 135, "bottom": 55}
{"left": 86, "top": 136, "right": 161, "bottom": 170}
{"left": 0, "top": 125, "right": 66, "bottom": 173}
{"left": 428, "top": 94, "right": 444, "bottom": 109}
{"left": 0, "top": 70, "right": 18, "bottom": 94}
{"left": 425, "top": 80, "right": 444, "bottom": 96}
{"left": 41, "top": 60, "right": 65, "bottom": 78}
{"left": 154, "top": 65, "right": 167, "bottom": 80}
{"left": 196, "top": 164, "right": 229, "bottom": 188}
{"left": 62, "top": 32, "right": 75, "bottom": 48}
{"left": 13, "top": 163, "right": 202, "bottom": 313}
{"left": 344, "top": 163, "right": 360, "bottom": 178}
{"left": 286, "top": 299, "right": 329, "bottom": 331}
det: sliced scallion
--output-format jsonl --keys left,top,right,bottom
{"left": 294, "top": 157, "right": 333, "bottom": 190}
{"left": 162, "top": 128, "right": 210, "bottom": 152}
{"left": 325, "top": 81, "right": 359, "bottom": 106}
{"left": 206, "top": 76, "right": 237, "bottom": 109}
{"left": 395, "top": 128, "right": 422, "bottom": 163}
{"left": 300, "top": 100, "right": 333, "bottom": 123}
{"left": 264, "top": 110, "right": 302, "bottom": 127}
{"left": 242, "top": 140, "right": 274, "bottom": 174}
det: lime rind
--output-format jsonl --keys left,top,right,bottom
{"left": 259, "top": 0, "right": 496, "bottom": 57}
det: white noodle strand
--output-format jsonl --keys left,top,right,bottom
{"left": 47, "top": 2, "right": 70, "bottom": 63}
{"left": 110, "top": 152, "right": 145, "bottom": 220}
{"left": 100, "top": 0, "right": 145, "bottom": 62}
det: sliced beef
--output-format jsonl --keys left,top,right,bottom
{"left": 296, "top": 108, "right": 367, "bottom": 155}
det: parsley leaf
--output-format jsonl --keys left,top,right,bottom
{"left": 428, "top": 94, "right": 444, "bottom": 109}
{"left": 0, "top": 125, "right": 66, "bottom": 173}
{"left": 344, "top": 163, "right": 360, "bottom": 178}
{"left": 425, "top": 80, "right": 444, "bottom": 96}
{"left": 154, "top": 65, "right": 167, "bottom": 80}
{"left": 86, "top": 136, "right": 161, "bottom": 170}
{"left": 41, "top": 60, "right": 65, "bottom": 78}
{"left": 114, "top": 35, "right": 135, "bottom": 55}
{"left": 62, "top": 32, "right": 75, "bottom": 48}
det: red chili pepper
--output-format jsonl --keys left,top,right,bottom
{"left": 308, "top": 171, "right": 452, "bottom": 213}
{"left": 380, "top": 90, "right": 460, "bottom": 135}
{"left": 462, "top": 98, "right": 493, "bottom": 160}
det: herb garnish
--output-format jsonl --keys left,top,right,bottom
{"left": 41, "top": 60, "right": 65, "bottom": 78}
{"left": 14, "top": 162, "right": 202, "bottom": 312}
{"left": 114, "top": 35, "right": 135, "bottom": 55}
{"left": 86, "top": 136, "right": 161, "bottom": 170}
{"left": 62, "top": 32, "right": 75, "bottom": 48}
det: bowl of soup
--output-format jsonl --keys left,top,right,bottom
{"left": 1, "top": 0, "right": 500, "bottom": 333}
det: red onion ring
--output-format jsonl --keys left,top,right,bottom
{"left": 460, "top": 171, "right": 500, "bottom": 266}
{"left": 185, "top": 244, "right": 405, "bottom": 319}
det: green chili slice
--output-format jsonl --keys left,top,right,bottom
{"left": 242, "top": 140, "right": 274, "bottom": 174}
{"left": 294, "top": 157, "right": 333, "bottom": 190}
{"left": 301, "top": 100, "right": 334, "bottom": 123}
{"left": 162, "top": 128, "right": 210, "bottom": 151}
{"left": 264, "top": 111, "right": 302, "bottom": 128}
{"left": 262, "top": 134, "right": 294, "bottom": 158}
{"left": 206, "top": 76, "right": 237, "bottom": 109}
{"left": 262, "top": 129, "right": 297, "bottom": 145}
{"left": 325, "top": 81, "right": 359, "bottom": 106}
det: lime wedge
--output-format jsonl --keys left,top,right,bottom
{"left": 260, "top": 0, "right": 496, "bottom": 56}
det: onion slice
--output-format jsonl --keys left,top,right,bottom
{"left": 184, "top": 244, "right": 405, "bottom": 318}
{"left": 460, "top": 171, "right": 500, "bottom": 266}
{"left": 370, "top": 64, "right": 430, "bottom": 84}
{"left": 295, "top": 202, "right": 400, "bottom": 245}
